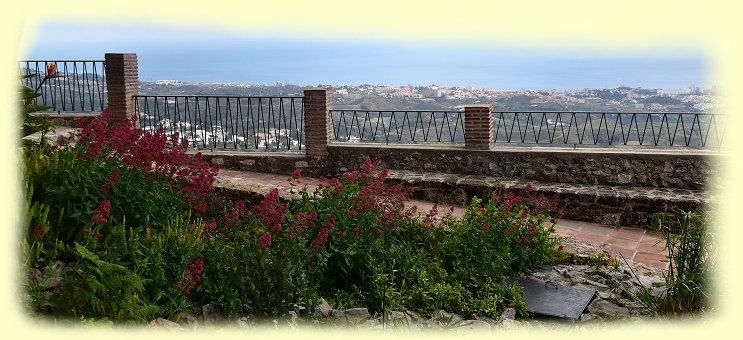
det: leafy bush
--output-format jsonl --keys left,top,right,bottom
{"left": 198, "top": 221, "right": 316, "bottom": 318}
{"left": 438, "top": 189, "right": 562, "bottom": 289}
{"left": 23, "top": 110, "right": 215, "bottom": 321}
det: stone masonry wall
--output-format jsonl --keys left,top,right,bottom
{"left": 324, "top": 144, "right": 717, "bottom": 191}
{"left": 201, "top": 145, "right": 717, "bottom": 191}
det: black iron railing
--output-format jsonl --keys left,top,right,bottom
{"left": 493, "top": 111, "right": 724, "bottom": 149}
{"left": 330, "top": 110, "right": 465, "bottom": 144}
{"left": 133, "top": 95, "right": 304, "bottom": 151}
{"left": 19, "top": 60, "right": 107, "bottom": 113}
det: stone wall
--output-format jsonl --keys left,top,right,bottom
{"left": 324, "top": 144, "right": 718, "bottom": 191}
{"left": 201, "top": 144, "right": 717, "bottom": 191}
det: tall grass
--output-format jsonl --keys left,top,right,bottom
{"left": 652, "top": 210, "right": 714, "bottom": 315}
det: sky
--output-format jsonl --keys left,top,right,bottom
{"left": 20, "top": 21, "right": 709, "bottom": 91}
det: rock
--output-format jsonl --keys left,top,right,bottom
{"left": 295, "top": 161, "right": 309, "bottom": 168}
{"left": 147, "top": 318, "right": 181, "bottom": 329}
{"left": 240, "top": 159, "right": 256, "bottom": 166}
{"left": 405, "top": 310, "right": 424, "bottom": 323}
{"left": 235, "top": 316, "right": 250, "bottom": 328}
{"left": 579, "top": 313, "right": 596, "bottom": 322}
{"left": 597, "top": 291, "right": 613, "bottom": 300}
{"left": 617, "top": 174, "right": 633, "bottom": 184}
{"left": 313, "top": 298, "right": 333, "bottom": 318}
{"left": 652, "top": 286, "right": 668, "bottom": 300}
{"left": 585, "top": 279, "right": 608, "bottom": 289}
{"left": 459, "top": 320, "right": 491, "bottom": 330}
{"left": 430, "top": 310, "right": 464, "bottom": 325}
{"left": 385, "top": 311, "right": 409, "bottom": 322}
{"left": 587, "top": 298, "right": 630, "bottom": 318}
{"left": 500, "top": 307, "right": 516, "bottom": 320}
{"left": 176, "top": 312, "right": 199, "bottom": 327}
{"left": 211, "top": 157, "right": 224, "bottom": 165}
{"left": 635, "top": 274, "right": 660, "bottom": 288}
{"left": 201, "top": 303, "right": 223, "bottom": 324}
{"left": 44, "top": 261, "right": 67, "bottom": 290}
{"left": 337, "top": 308, "right": 370, "bottom": 322}
{"left": 288, "top": 311, "right": 299, "bottom": 327}
{"left": 190, "top": 302, "right": 203, "bottom": 319}
{"left": 451, "top": 188, "right": 468, "bottom": 205}
{"left": 499, "top": 318, "right": 520, "bottom": 328}
{"left": 361, "top": 318, "right": 380, "bottom": 328}
{"left": 473, "top": 314, "right": 497, "bottom": 324}
{"left": 27, "top": 268, "right": 41, "bottom": 286}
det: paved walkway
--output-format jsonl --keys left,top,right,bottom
{"left": 215, "top": 169, "right": 668, "bottom": 270}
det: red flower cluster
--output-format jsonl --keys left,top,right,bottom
{"left": 308, "top": 228, "right": 329, "bottom": 253}
{"left": 480, "top": 222, "right": 491, "bottom": 235}
{"left": 257, "top": 232, "right": 272, "bottom": 252}
{"left": 75, "top": 109, "right": 218, "bottom": 214}
{"left": 91, "top": 200, "right": 111, "bottom": 225}
{"left": 176, "top": 258, "right": 204, "bottom": 295}
{"left": 423, "top": 204, "right": 438, "bottom": 226}
{"left": 34, "top": 225, "right": 44, "bottom": 239}
{"left": 254, "top": 189, "right": 288, "bottom": 233}
{"left": 292, "top": 211, "right": 318, "bottom": 234}
{"left": 203, "top": 219, "right": 217, "bottom": 235}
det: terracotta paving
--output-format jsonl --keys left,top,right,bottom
{"left": 216, "top": 169, "right": 668, "bottom": 270}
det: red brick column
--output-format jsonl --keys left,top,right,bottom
{"left": 464, "top": 104, "right": 493, "bottom": 150}
{"left": 303, "top": 88, "right": 333, "bottom": 157}
{"left": 104, "top": 53, "right": 139, "bottom": 124}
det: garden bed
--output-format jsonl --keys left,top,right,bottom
{"left": 20, "top": 111, "right": 714, "bottom": 328}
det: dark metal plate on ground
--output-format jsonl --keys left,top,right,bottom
{"left": 504, "top": 277, "right": 596, "bottom": 319}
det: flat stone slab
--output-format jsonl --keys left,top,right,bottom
{"left": 504, "top": 277, "right": 596, "bottom": 320}
{"left": 22, "top": 126, "right": 79, "bottom": 146}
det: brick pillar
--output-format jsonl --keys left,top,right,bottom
{"left": 303, "top": 88, "right": 333, "bottom": 157}
{"left": 464, "top": 104, "right": 493, "bottom": 150}
{"left": 104, "top": 53, "right": 139, "bottom": 124}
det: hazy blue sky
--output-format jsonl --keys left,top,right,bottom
{"left": 21, "top": 21, "right": 709, "bottom": 90}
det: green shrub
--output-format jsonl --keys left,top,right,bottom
{"left": 198, "top": 224, "right": 316, "bottom": 318}
{"left": 22, "top": 110, "right": 216, "bottom": 322}
{"left": 438, "top": 192, "right": 561, "bottom": 289}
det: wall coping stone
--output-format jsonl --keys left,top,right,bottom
{"left": 327, "top": 143, "right": 723, "bottom": 158}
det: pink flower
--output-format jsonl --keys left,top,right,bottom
{"left": 257, "top": 232, "right": 272, "bottom": 252}
{"left": 204, "top": 219, "right": 217, "bottom": 234}
{"left": 91, "top": 199, "right": 111, "bottom": 225}
{"left": 309, "top": 228, "right": 329, "bottom": 253}
{"left": 33, "top": 225, "right": 44, "bottom": 239}
{"left": 480, "top": 222, "right": 491, "bottom": 234}
{"left": 178, "top": 258, "right": 205, "bottom": 295}
{"left": 254, "top": 189, "right": 287, "bottom": 232}
{"left": 291, "top": 169, "right": 302, "bottom": 180}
